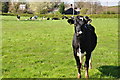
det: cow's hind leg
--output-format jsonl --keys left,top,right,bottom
{"left": 84, "top": 52, "right": 91, "bottom": 78}
{"left": 89, "top": 56, "right": 92, "bottom": 69}
{"left": 73, "top": 49, "right": 81, "bottom": 78}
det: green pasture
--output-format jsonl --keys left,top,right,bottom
{"left": 1, "top": 16, "right": 119, "bottom": 78}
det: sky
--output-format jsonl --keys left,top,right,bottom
{"left": 99, "top": 0, "right": 119, "bottom": 6}
{"left": 2, "top": 0, "right": 119, "bottom": 6}
{"left": 61, "top": 0, "right": 119, "bottom": 6}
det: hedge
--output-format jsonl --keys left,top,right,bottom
{"left": 88, "top": 14, "right": 118, "bottom": 18}
{"left": 1, "top": 13, "right": 73, "bottom": 18}
{"left": 1, "top": 13, "right": 119, "bottom": 18}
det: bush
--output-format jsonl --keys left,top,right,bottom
{"left": 1, "top": 13, "right": 118, "bottom": 18}
{"left": 40, "top": 9, "right": 48, "bottom": 14}
{"left": 80, "top": 8, "right": 88, "bottom": 14}
{"left": 2, "top": 2, "right": 9, "bottom": 13}
{"left": 59, "top": 2, "right": 65, "bottom": 14}
{"left": 78, "top": 14, "right": 118, "bottom": 18}
{"left": 1, "top": 13, "right": 34, "bottom": 17}
{"left": 103, "top": 11, "right": 116, "bottom": 14}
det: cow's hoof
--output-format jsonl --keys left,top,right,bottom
{"left": 85, "top": 75, "right": 89, "bottom": 78}
{"left": 89, "top": 66, "right": 92, "bottom": 69}
{"left": 77, "top": 74, "right": 81, "bottom": 78}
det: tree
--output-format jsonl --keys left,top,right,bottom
{"left": 29, "top": 2, "right": 55, "bottom": 14}
{"left": 92, "top": 2, "right": 103, "bottom": 14}
{"left": 2, "top": 2, "right": 9, "bottom": 13}
{"left": 80, "top": 8, "right": 88, "bottom": 14}
{"left": 59, "top": 2, "right": 65, "bottom": 14}
{"left": 14, "top": 3, "right": 21, "bottom": 13}
{"left": 75, "top": 2, "right": 84, "bottom": 8}
{"left": 75, "top": 1, "right": 103, "bottom": 14}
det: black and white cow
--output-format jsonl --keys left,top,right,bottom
{"left": 62, "top": 16, "right": 68, "bottom": 19}
{"left": 70, "top": 16, "right": 74, "bottom": 19}
{"left": 47, "top": 17, "right": 50, "bottom": 20}
{"left": 30, "top": 16, "right": 38, "bottom": 20}
{"left": 17, "top": 15, "right": 20, "bottom": 20}
{"left": 67, "top": 16, "right": 97, "bottom": 78}
{"left": 52, "top": 17, "right": 60, "bottom": 20}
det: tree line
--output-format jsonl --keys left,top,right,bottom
{"left": 1, "top": 2, "right": 118, "bottom": 14}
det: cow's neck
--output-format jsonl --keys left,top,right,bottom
{"left": 75, "top": 34, "right": 81, "bottom": 44}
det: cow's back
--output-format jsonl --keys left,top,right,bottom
{"left": 83, "top": 24, "right": 97, "bottom": 52}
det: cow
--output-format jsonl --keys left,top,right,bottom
{"left": 17, "top": 15, "right": 20, "bottom": 20}
{"left": 62, "top": 16, "right": 68, "bottom": 19}
{"left": 52, "top": 18, "right": 60, "bottom": 20}
{"left": 70, "top": 16, "right": 74, "bottom": 19}
{"left": 47, "top": 17, "right": 50, "bottom": 20}
{"left": 67, "top": 16, "right": 97, "bottom": 78}
{"left": 30, "top": 16, "right": 38, "bottom": 20}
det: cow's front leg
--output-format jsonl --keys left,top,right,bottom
{"left": 77, "top": 48, "right": 86, "bottom": 70}
{"left": 84, "top": 53, "right": 91, "bottom": 78}
{"left": 73, "top": 49, "right": 81, "bottom": 78}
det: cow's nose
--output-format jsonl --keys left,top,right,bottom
{"left": 78, "top": 31, "right": 82, "bottom": 34}
{"left": 77, "top": 31, "right": 82, "bottom": 36}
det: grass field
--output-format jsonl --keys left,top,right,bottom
{"left": 2, "top": 16, "right": 119, "bottom": 78}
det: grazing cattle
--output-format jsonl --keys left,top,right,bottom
{"left": 52, "top": 18, "right": 60, "bottom": 20}
{"left": 42, "top": 16, "right": 46, "bottom": 20}
{"left": 30, "top": 16, "right": 38, "bottom": 20}
{"left": 47, "top": 17, "right": 50, "bottom": 20}
{"left": 17, "top": 15, "right": 20, "bottom": 20}
{"left": 67, "top": 16, "right": 97, "bottom": 78}
{"left": 70, "top": 16, "right": 74, "bottom": 19}
{"left": 62, "top": 16, "right": 68, "bottom": 19}
{"left": 30, "top": 17, "right": 32, "bottom": 20}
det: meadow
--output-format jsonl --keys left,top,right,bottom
{"left": 2, "top": 16, "right": 119, "bottom": 78}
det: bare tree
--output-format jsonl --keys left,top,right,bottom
{"left": 29, "top": 2, "right": 56, "bottom": 14}
{"left": 92, "top": 1, "right": 103, "bottom": 14}
{"left": 75, "top": 1, "right": 103, "bottom": 14}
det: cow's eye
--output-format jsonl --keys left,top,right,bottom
{"left": 80, "top": 19, "right": 83, "bottom": 21}
{"left": 79, "top": 17, "right": 83, "bottom": 21}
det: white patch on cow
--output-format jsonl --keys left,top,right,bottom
{"left": 89, "top": 56, "right": 92, "bottom": 69}
{"left": 89, "top": 56, "right": 91, "bottom": 63}
{"left": 31, "top": 17, "right": 34, "bottom": 20}
{"left": 77, "top": 47, "right": 86, "bottom": 63}
{"left": 78, "top": 31, "right": 82, "bottom": 34}
{"left": 79, "top": 17, "right": 83, "bottom": 21}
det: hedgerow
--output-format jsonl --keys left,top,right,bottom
{"left": 1, "top": 13, "right": 118, "bottom": 18}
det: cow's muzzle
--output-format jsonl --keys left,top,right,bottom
{"left": 77, "top": 31, "right": 83, "bottom": 36}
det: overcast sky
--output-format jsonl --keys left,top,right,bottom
{"left": 61, "top": 0, "right": 119, "bottom": 6}
{"left": 4, "top": 0, "right": 119, "bottom": 6}
{"left": 98, "top": 0, "right": 119, "bottom": 6}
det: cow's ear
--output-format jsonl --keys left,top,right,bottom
{"left": 67, "top": 19, "right": 74, "bottom": 25}
{"left": 87, "top": 19, "right": 92, "bottom": 24}
{"left": 84, "top": 16, "right": 92, "bottom": 24}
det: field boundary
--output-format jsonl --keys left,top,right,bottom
{"left": 1, "top": 13, "right": 119, "bottom": 18}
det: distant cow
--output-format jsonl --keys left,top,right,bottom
{"left": 67, "top": 16, "right": 97, "bottom": 78}
{"left": 62, "top": 16, "right": 68, "bottom": 19}
{"left": 52, "top": 18, "right": 60, "bottom": 20}
{"left": 47, "top": 17, "right": 50, "bottom": 20}
{"left": 42, "top": 16, "right": 46, "bottom": 20}
{"left": 70, "top": 16, "right": 74, "bottom": 19}
{"left": 30, "top": 16, "right": 38, "bottom": 20}
{"left": 17, "top": 15, "right": 20, "bottom": 20}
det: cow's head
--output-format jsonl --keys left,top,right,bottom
{"left": 67, "top": 16, "right": 92, "bottom": 36}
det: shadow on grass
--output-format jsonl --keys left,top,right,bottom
{"left": 98, "top": 65, "right": 120, "bottom": 78}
